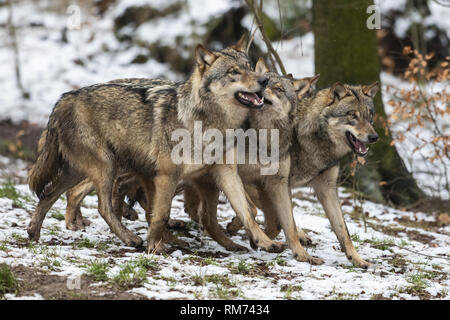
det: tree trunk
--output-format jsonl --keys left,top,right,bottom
{"left": 312, "top": 0, "right": 424, "bottom": 206}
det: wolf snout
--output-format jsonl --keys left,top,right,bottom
{"left": 368, "top": 133, "right": 378, "bottom": 143}
{"left": 258, "top": 75, "right": 269, "bottom": 87}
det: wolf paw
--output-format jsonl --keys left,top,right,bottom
{"left": 122, "top": 231, "right": 143, "bottom": 247}
{"left": 27, "top": 225, "right": 40, "bottom": 242}
{"left": 226, "top": 217, "right": 243, "bottom": 236}
{"left": 66, "top": 214, "right": 91, "bottom": 231}
{"left": 293, "top": 252, "right": 324, "bottom": 265}
{"left": 258, "top": 240, "right": 286, "bottom": 253}
{"left": 349, "top": 256, "right": 373, "bottom": 269}
{"left": 167, "top": 219, "right": 186, "bottom": 230}
{"left": 122, "top": 206, "right": 139, "bottom": 221}
{"left": 224, "top": 242, "right": 248, "bottom": 252}
{"left": 308, "top": 256, "right": 324, "bottom": 265}
{"left": 146, "top": 238, "right": 168, "bottom": 254}
{"left": 298, "top": 233, "right": 313, "bottom": 246}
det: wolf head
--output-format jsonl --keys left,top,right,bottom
{"left": 320, "top": 82, "right": 380, "bottom": 157}
{"left": 193, "top": 35, "right": 266, "bottom": 110}
{"left": 254, "top": 58, "right": 320, "bottom": 122}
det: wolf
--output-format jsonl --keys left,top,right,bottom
{"left": 27, "top": 36, "right": 285, "bottom": 254}
{"left": 188, "top": 81, "right": 380, "bottom": 268}
{"left": 183, "top": 65, "right": 324, "bottom": 263}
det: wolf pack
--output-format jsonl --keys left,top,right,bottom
{"left": 27, "top": 36, "right": 380, "bottom": 269}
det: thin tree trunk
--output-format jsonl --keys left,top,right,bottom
{"left": 7, "top": 0, "right": 29, "bottom": 99}
{"left": 312, "top": 0, "right": 424, "bottom": 206}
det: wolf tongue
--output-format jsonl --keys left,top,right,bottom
{"left": 244, "top": 92, "right": 262, "bottom": 105}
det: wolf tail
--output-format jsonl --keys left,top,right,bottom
{"left": 28, "top": 126, "right": 62, "bottom": 200}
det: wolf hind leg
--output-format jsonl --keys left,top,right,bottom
{"left": 89, "top": 164, "right": 143, "bottom": 247}
{"left": 65, "top": 179, "right": 94, "bottom": 231}
{"left": 28, "top": 167, "right": 84, "bottom": 241}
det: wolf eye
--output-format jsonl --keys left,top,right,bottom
{"left": 228, "top": 68, "right": 241, "bottom": 75}
{"left": 275, "top": 86, "right": 284, "bottom": 93}
{"left": 347, "top": 111, "right": 357, "bottom": 119}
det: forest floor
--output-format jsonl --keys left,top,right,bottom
{"left": 0, "top": 135, "right": 448, "bottom": 300}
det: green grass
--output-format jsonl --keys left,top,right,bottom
{"left": 0, "top": 241, "right": 8, "bottom": 252}
{"left": 234, "top": 259, "right": 252, "bottom": 274}
{"left": 281, "top": 284, "right": 303, "bottom": 300}
{"left": 40, "top": 256, "right": 62, "bottom": 271}
{"left": 50, "top": 211, "right": 65, "bottom": 221}
{"left": 87, "top": 260, "right": 109, "bottom": 282}
{"left": 398, "top": 272, "right": 431, "bottom": 297}
{"left": 0, "top": 263, "right": 17, "bottom": 297}
{"left": 193, "top": 273, "right": 232, "bottom": 287}
{"left": 111, "top": 257, "right": 155, "bottom": 288}
{"left": 273, "top": 255, "right": 288, "bottom": 266}
{"left": 351, "top": 235, "right": 396, "bottom": 252}
{"left": 200, "top": 257, "right": 218, "bottom": 266}
{"left": 0, "top": 182, "right": 30, "bottom": 208}
{"left": 211, "top": 285, "right": 242, "bottom": 299}
{"left": 133, "top": 255, "right": 159, "bottom": 271}
{"left": 74, "top": 238, "right": 97, "bottom": 249}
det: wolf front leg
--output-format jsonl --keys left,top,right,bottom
{"left": 145, "top": 172, "right": 178, "bottom": 254}
{"left": 212, "top": 163, "right": 285, "bottom": 253}
{"left": 226, "top": 185, "right": 259, "bottom": 236}
{"left": 261, "top": 157, "right": 323, "bottom": 265}
{"left": 191, "top": 175, "right": 248, "bottom": 252}
{"left": 310, "top": 165, "right": 372, "bottom": 268}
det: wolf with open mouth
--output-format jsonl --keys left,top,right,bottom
{"left": 222, "top": 81, "right": 381, "bottom": 268}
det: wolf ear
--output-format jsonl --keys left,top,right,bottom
{"left": 328, "top": 82, "right": 347, "bottom": 104}
{"left": 195, "top": 44, "right": 218, "bottom": 68}
{"left": 231, "top": 34, "right": 248, "bottom": 52}
{"left": 362, "top": 81, "right": 380, "bottom": 98}
{"left": 309, "top": 74, "right": 320, "bottom": 90}
{"left": 293, "top": 74, "right": 320, "bottom": 99}
{"left": 292, "top": 78, "right": 311, "bottom": 99}
{"left": 255, "top": 57, "right": 269, "bottom": 75}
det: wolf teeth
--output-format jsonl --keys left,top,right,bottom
{"left": 238, "top": 92, "right": 247, "bottom": 100}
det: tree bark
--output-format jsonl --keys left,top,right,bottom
{"left": 312, "top": 0, "right": 424, "bottom": 206}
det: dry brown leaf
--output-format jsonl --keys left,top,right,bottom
{"left": 438, "top": 213, "right": 450, "bottom": 225}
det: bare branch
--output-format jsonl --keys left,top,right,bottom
{"left": 244, "top": 0, "right": 287, "bottom": 76}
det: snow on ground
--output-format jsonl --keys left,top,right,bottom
{"left": 0, "top": 156, "right": 448, "bottom": 300}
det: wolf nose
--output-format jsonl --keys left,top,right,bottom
{"left": 368, "top": 133, "right": 378, "bottom": 143}
{"left": 258, "top": 76, "right": 269, "bottom": 87}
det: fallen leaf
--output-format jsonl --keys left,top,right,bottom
{"left": 438, "top": 213, "right": 450, "bottom": 225}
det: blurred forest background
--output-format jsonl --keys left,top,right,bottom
{"left": 0, "top": 0, "right": 449, "bottom": 214}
